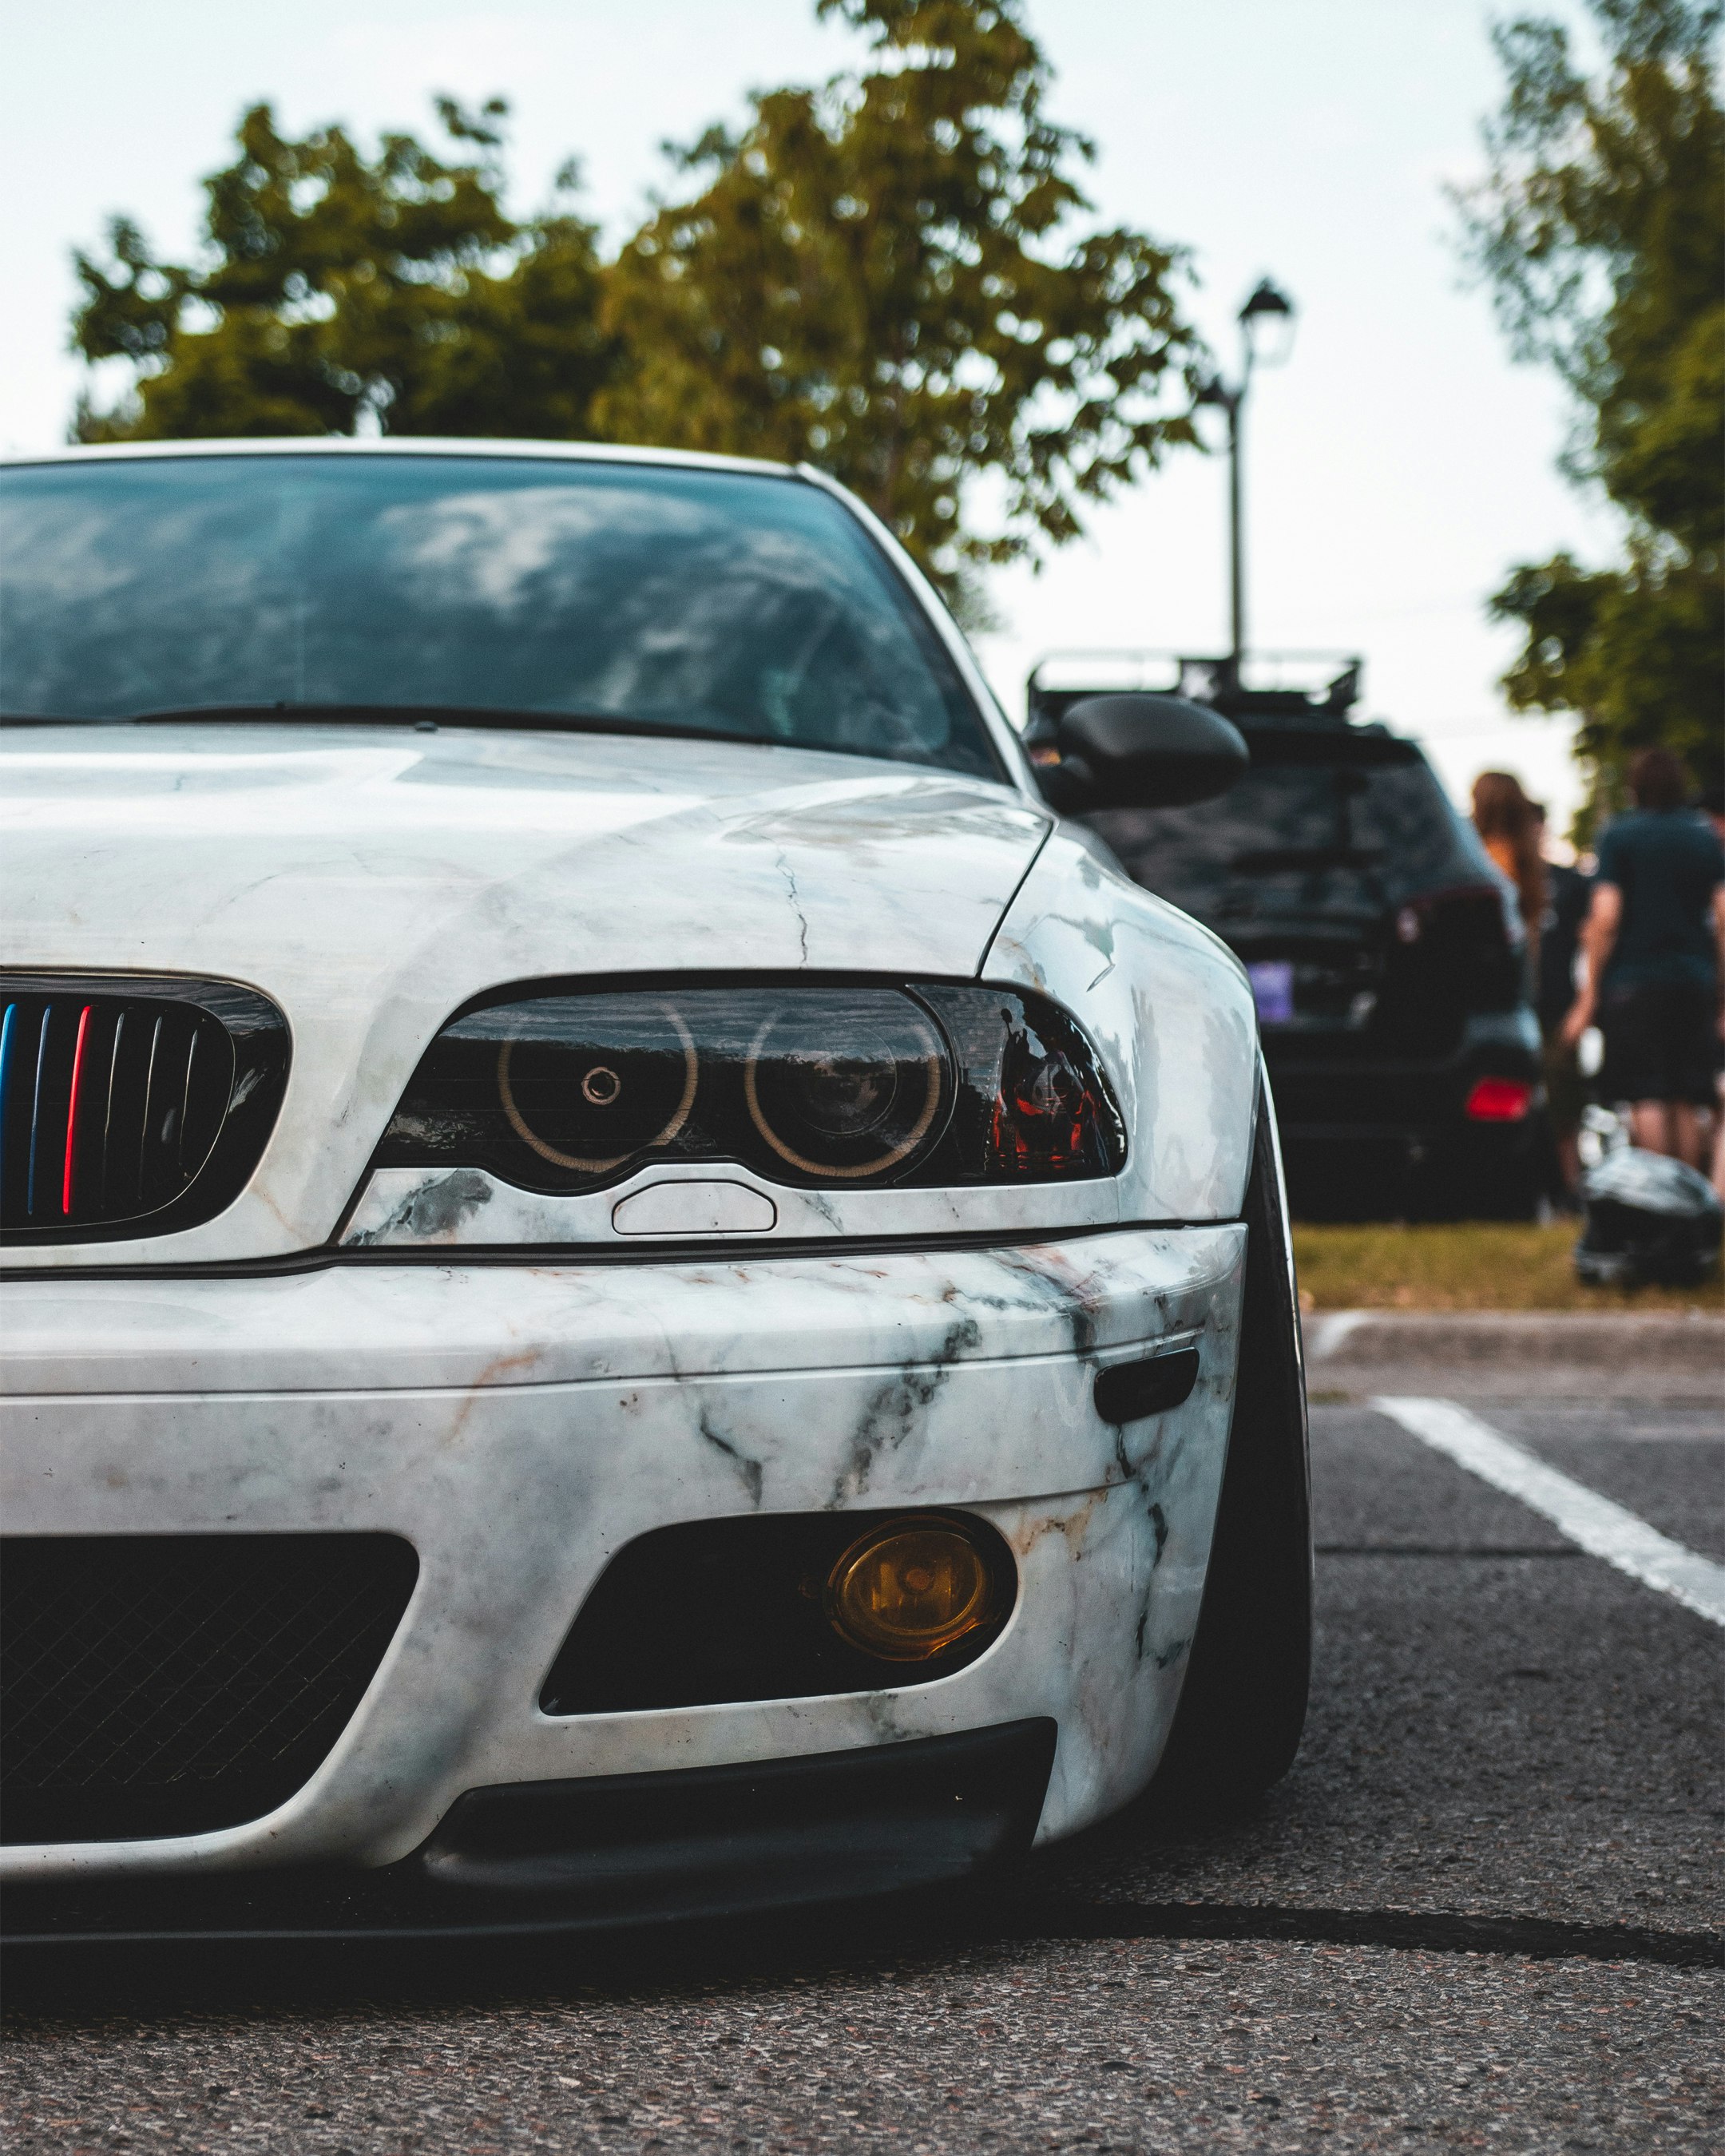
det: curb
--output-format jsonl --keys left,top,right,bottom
{"left": 1305, "top": 1309, "right": 1723, "bottom": 1388}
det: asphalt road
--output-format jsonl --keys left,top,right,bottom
{"left": 5, "top": 1374, "right": 1721, "bottom": 2154}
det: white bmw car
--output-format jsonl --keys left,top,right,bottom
{"left": 0, "top": 440, "right": 1310, "bottom": 1941}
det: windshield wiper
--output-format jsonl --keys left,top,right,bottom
{"left": 3, "top": 703, "right": 786, "bottom": 748}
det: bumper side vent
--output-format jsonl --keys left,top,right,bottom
{"left": 0, "top": 974, "right": 288, "bottom": 1243}
{"left": 0, "top": 1532, "right": 418, "bottom": 1844}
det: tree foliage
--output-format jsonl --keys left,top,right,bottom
{"left": 1454, "top": 0, "right": 1723, "bottom": 813}
{"left": 70, "top": 0, "right": 1199, "bottom": 612}
{"left": 596, "top": 0, "right": 1198, "bottom": 610}
{"left": 74, "top": 101, "right": 616, "bottom": 443}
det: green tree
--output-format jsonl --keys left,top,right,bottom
{"left": 73, "top": 100, "right": 617, "bottom": 442}
{"left": 71, "top": 0, "right": 1200, "bottom": 615}
{"left": 598, "top": 0, "right": 1199, "bottom": 613}
{"left": 1455, "top": 0, "right": 1724, "bottom": 818}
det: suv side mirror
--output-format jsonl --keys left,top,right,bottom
{"left": 1033, "top": 693, "right": 1248, "bottom": 813}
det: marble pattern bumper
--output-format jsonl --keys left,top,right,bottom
{"left": 0, "top": 1225, "right": 1245, "bottom": 1885}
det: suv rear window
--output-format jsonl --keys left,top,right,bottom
{"left": 1091, "top": 735, "right": 1477, "bottom": 923}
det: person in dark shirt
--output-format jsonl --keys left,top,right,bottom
{"left": 1563, "top": 748, "right": 1725, "bottom": 1168}
{"left": 1530, "top": 803, "right": 1592, "bottom": 1195}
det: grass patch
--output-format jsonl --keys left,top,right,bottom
{"left": 1291, "top": 1219, "right": 1723, "bottom": 1314}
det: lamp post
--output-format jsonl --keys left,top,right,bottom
{"left": 1196, "top": 276, "right": 1296, "bottom": 688}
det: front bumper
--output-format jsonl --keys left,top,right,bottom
{"left": 1, "top": 1227, "right": 1244, "bottom": 1903}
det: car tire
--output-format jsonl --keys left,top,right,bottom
{"left": 1149, "top": 1094, "right": 1313, "bottom": 1808}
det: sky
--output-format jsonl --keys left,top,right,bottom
{"left": 2, "top": 0, "right": 1619, "bottom": 826}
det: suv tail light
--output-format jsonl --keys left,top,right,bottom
{"left": 1465, "top": 1076, "right": 1535, "bottom": 1122}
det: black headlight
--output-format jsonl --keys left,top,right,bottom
{"left": 375, "top": 983, "right": 1124, "bottom": 1192}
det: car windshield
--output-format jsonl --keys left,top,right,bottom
{"left": 1093, "top": 738, "right": 1478, "bottom": 920}
{"left": 0, "top": 453, "right": 1001, "bottom": 779}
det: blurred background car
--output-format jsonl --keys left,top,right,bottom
{"left": 1028, "top": 652, "right": 1545, "bottom": 1221}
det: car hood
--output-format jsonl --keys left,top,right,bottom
{"left": 0, "top": 723, "right": 1049, "bottom": 1260}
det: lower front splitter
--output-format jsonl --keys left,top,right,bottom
{"left": 1, "top": 1719, "right": 1057, "bottom": 1944}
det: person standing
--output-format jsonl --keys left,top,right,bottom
{"left": 1562, "top": 749, "right": 1725, "bottom": 1168}
{"left": 1530, "top": 802, "right": 1592, "bottom": 1199}
{"left": 1471, "top": 771, "right": 1546, "bottom": 969}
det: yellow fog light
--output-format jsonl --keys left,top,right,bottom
{"left": 824, "top": 1517, "right": 996, "bottom": 1662}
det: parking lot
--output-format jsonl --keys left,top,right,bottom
{"left": 4, "top": 1328, "right": 1720, "bottom": 2154}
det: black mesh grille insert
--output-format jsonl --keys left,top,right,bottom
{"left": 0, "top": 1533, "right": 418, "bottom": 1844}
{"left": 0, "top": 973, "right": 289, "bottom": 1244}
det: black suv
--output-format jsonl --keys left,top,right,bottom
{"left": 1026, "top": 656, "right": 1545, "bottom": 1219}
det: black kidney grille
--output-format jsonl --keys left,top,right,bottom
{"left": 0, "top": 975, "right": 288, "bottom": 1242}
{"left": 1, "top": 1533, "right": 419, "bottom": 1844}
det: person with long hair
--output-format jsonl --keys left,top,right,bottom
{"left": 1471, "top": 770, "right": 1547, "bottom": 955}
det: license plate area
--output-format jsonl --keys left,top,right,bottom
{"left": 1247, "top": 960, "right": 1295, "bottom": 1026}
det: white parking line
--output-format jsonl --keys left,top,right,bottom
{"left": 1372, "top": 1395, "right": 1725, "bottom": 1630}
{"left": 1307, "top": 1309, "right": 1371, "bottom": 1359}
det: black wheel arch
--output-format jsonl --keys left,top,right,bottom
{"left": 1150, "top": 1065, "right": 1314, "bottom": 1802}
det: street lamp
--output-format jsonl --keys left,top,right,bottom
{"left": 1196, "top": 276, "right": 1297, "bottom": 686}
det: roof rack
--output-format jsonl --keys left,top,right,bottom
{"left": 1026, "top": 649, "right": 1364, "bottom": 731}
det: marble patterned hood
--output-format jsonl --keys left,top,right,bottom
{"left": 0, "top": 722, "right": 1051, "bottom": 1258}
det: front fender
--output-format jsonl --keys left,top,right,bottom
{"left": 982, "top": 829, "right": 1259, "bottom": 1223}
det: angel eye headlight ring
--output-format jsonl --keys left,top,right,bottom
{"left": 742, "top": 1005, "right": 945, "bottom": 1180}
{"left": 497, "top": 1001, "right": 698, "bottom": 1172}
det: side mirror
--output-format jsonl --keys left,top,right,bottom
{"left": 1033, "top": 693, "right": 1248, "bottom": 813}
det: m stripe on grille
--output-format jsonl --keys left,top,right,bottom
{"left": 0, "top": 975, "right": 289, "bottom": 1243}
